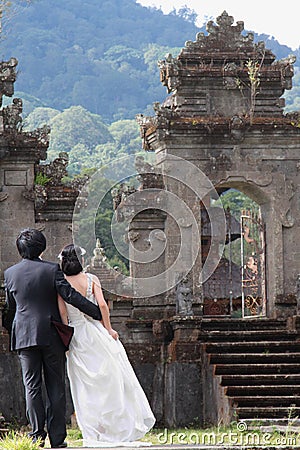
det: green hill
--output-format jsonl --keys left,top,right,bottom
{"left": 1, "top": 0, "right": 299, "bottom": 122}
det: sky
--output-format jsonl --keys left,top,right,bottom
{"left": 136, "top": 0, "right": 300, "bottom": 50}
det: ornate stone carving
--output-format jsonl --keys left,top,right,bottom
{"left": 187, "top": 11, "right": 254, "bottom": 50}
{"left": 135, "top": 155, "right": 164, "bottom": 190}
{"left": 0, "top": 192, "right": 8, "bottom": 202}
{"left": 223, "top": 62, "right": 239, "bottom": 89}
{"left": 127, "top": 230, "right": 140, "bottom": 242}
{"left": 27, "top": 124, "right": 51, "bottom": 149}
{"left": 0, "top": 57, "right": 18, "bottom": 106}
{"left": 36, "top": 152, "right": 69, "bottom": 186}
{"left": 229, "top": 114, "right": 248, "bottom": 142}
{"left": 111, "top": 183, "right": 136, "bottom": 214}
{"left": 91, "top": 238, "right": 107, "bottom": 268}
{"left": 2, "top": 98, "right": 23, "bottom": 132}
{"left": 34, "top": 185, "right": 48, "bottom": 210}
{"left": 158, "top": 53, "right": 181, "bottom": 93}
{"left": 135, "top": 114, "right": 159, "bottom": 151}
{"left": 175, "top": 276, "right": 193, "bottom": 316}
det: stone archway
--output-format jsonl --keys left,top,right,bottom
{"left": 201, "top": 186, "right": 266, "bottom": 318}
{"left": 131, "top": 11, "right": 300, "bottom": 426}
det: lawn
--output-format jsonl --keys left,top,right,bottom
{"left": 1, "top": 421, "right": 299, "bottom": 448}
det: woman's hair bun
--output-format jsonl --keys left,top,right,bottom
{"left": 59, "top": 244, "right": 84, "bottom": 275}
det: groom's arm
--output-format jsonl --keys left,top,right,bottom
{"left": 2, "top": 275, "right": 16, "bottom": 333}
{"left": 55, "top": 268, "right": 102, "bottom": 320}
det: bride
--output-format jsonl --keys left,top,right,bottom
{"left": 57, "top": 244, "right": 155, "bottom": 448}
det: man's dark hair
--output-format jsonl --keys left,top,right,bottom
{"left": 16, "top": 228, "right": 46, "bottom": 259}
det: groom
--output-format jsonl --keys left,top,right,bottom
{"left": 3, "top": 228, "right": 102, "bottom": 448}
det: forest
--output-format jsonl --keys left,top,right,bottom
{"left": 0, "top": 0, "right": 297, "bottom": 173}
{"left": 1, "top": 0, "right": 299, "bottom": 123}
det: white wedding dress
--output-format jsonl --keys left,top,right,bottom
{"left": 65, "top": 273, "right": 155, "bottom": 448}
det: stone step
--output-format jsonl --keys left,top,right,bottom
{"left": 225, "top": 385, "right": 300, "bottom": 396}
{"left": 201, "top": 318, "right": 288, "bottom": 332}
{"left": 205, "top": 341, "right": 300, "bottom": 353}
{"left": 209, "top": 352, "right": 300, "bottom": 364}
{"left": 201, "top": 329, "right": 298, "bottom": 342}
{"left": 236, "top": 406, "right": 300, "bottom": 419}
{"left": 221, "top": 374, "right": 300, "bottom": 386}
{"left": 203, "top": 319, "right": 300, "bottom": 423}
{"left": 242, "top": 417, "right": 300, "bottom": 427}
{"left": 215, "top": 363, "right": 300, "bottom": 375}
{"left": 231, "top": 396, "right": 300, "bottom": 407}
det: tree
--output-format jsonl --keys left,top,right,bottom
{"left": 219, "top": 189, "right": 259, "bottom": 220}
{"left": 176, "top": 6, "right": 197, "bottom": 24}
{"left": 23, "top": 106, "right": 60, "bottom": 130}
{"left": 46, "top": 105, "right": 113, "bottom": 160}
{"left": 108, "top": 119, "right": 141, "bottom": 154}
{"left": 72, "top": 169, "right": 129, "bottom": 271}
{"left": 1, "top": 0, "right": 296, "bottom": 122}
{"left": 103, "top": 45, "right": 144, "bottom": 71}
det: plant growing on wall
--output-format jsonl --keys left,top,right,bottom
{"left": 34, "top": 172, "right": 51, "bottom": 186}
{"left": 236, "top": 53, "right": 265, "bottom": 124}
{"left": 245, "top": 58, "right": 261, "bottom": 123}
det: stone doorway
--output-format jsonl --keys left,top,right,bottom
{"left": 241, "top": 210, "right": 266, "bottom": 318}
{"left": 202, "top": 189, "right": 266, "bottom": 319}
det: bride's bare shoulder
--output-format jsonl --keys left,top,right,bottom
{"left": 87, "top": 272, "right": 101, "bottom": 286}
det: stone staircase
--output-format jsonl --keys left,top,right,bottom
{"left": 201, "top": 317, "right": 300, "bottom": 422}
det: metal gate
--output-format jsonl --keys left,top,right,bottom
{"left": 202, "top": 206, "right": 266, "bottom": 318}
{"left": 240, "top": 210, "right": 266, "bottom": 318}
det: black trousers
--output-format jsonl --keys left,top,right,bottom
{"left": 18, "top": 329, "right": 66, "bottom": 448}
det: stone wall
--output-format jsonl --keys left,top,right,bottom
{"left": 0, "top": 59, "right": 84, "bottom": 422}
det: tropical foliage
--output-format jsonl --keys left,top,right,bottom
{"left": 1, "top": 0, "right": 299, "bottom": 122}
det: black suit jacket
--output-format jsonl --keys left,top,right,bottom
{"left": 3, "top": 258, "right": 102, "bottom": 350}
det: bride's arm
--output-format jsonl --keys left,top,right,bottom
{"left": 92, "top": 275, "right": 119, "bottom": 340}
{"left": 58, "top": 294, "right": 69, "bottom": 325}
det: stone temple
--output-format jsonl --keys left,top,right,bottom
{"left": 0, "top": 11, "right": 300, "bottom": 427}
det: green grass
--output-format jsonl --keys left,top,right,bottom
{"left": 0, "top": 431, "right": 43, "bottom": 449}
{"left": 65, "top": 427, "right": 83, "bottom": 447}
{"left": 63, "top": 422, "right": 300, "bottom": 447}
{"left": 2, "top": 421, "right": 300, "bottom": 448}
{"left": 144, "top": 423, "right": 300, "bottom": 447}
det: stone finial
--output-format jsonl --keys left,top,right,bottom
{"left": 91, "top": 238, "right": 107, "bottom": 268}
{"left": 2, "top": 98, "right": 23, "bottom": 132}
{"left": 36, "top": 152, "right": 69, "bottom": 186}
{"left": 181, "top": 10, "right": 255, "bottom": 53}
{"left": 0, "top": 57, "right": 18, "bottom": 107}
{"left": 206, "top": 10, "right": 246, "bottom": 42}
